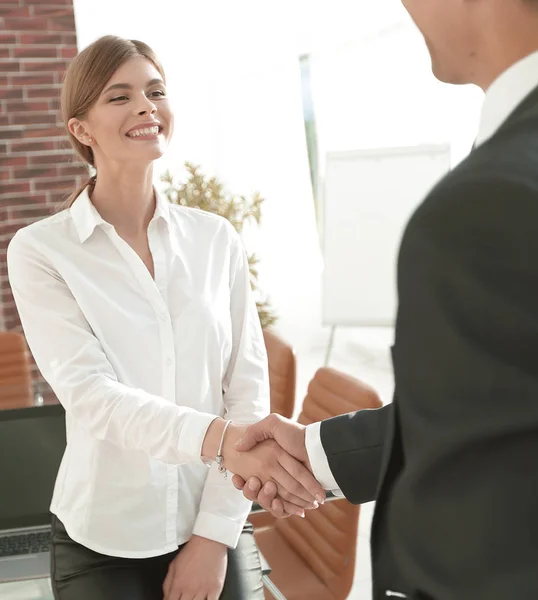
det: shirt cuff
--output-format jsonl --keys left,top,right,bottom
{"left": 178, "top": 412, "right": 219, "bottom": 464}
{"left": 305, "top": 421, "right": 342, "bottom": 494}
{"left": 191, "top": 511, "right": 245, "bottom": 549}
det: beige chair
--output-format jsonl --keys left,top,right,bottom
{"left": 253, "top": 367, "right": 382, "bottom": 600}
{"left": 0, "top": 331, "right": 34, "bottom": 409}
{"left": 263, "top": 329, "right": 296, "bottom": 419}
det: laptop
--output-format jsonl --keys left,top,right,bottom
{"left": 0, "top": 403, "right": 66, "bottom": 582}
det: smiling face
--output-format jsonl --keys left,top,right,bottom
{"left": 68, "top": 56, "right": 174, "bottom": 168}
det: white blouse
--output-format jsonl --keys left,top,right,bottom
{"left": 7, "top": 188, "right": 269, "bottom": 558}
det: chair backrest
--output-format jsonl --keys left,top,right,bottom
{"left": 0, "top": 332, "right": 34, "bottom": 409}
{"left": 274, "top": 367, "right": 382, "bottom": 599}
{"left": 263, "top": 329, "right": 296, "bottom": 419}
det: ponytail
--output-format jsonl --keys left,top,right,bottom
{"left": 57, "top": 174, "right": 96, "bottom": 212}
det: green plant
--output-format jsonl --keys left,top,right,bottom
{"left": 161, "top": 162, "right": 277, "bottom": 329}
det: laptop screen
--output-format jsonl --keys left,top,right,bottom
{"left": 0, "top": 404, "right": 66, "bottom": 531}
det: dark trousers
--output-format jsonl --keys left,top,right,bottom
{"left": 50, "top": 515, "right": 264, "bottom": 600}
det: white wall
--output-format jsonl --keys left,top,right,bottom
{"left": 310, "top": 18, "right": 484, "bottom": 176}
{"left": 72, "top": 1, "right": 484, "bottom": 350}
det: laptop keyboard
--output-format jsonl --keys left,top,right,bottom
{"left": 0, "top": 531, "right": 51, "bottom": 558}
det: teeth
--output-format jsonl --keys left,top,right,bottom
{"left": 128, "top": 126, "right": 159, "bottom": 138}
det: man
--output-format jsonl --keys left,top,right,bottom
{"left": 231, "top": 1, "right": 538, "bottom": 598}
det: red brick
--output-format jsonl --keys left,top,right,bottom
{"left": 54, "top": 138, "right": 71, "bottom": 151}
{"left": 61, "top": 33, "right": 76, "bottom": 44}
{"left": 12, "top": 166, "right": 57, "bottom": 179}
{"left": 1, "top": 277, "right": 13, "bottom": 291}
{"left": 0, "top": 7, "right": 31, "bottom": 18}
{"left": 56, "top": 71, "right": 68, "bottom": 86}
{"left": 0, "top": 169, "right": 12, "bottom": 184}
{"left": 5, "top": 17, "right": 50, "bottom": 31}
{"left": 9, "top": 206, "right": 51, "bottom": 220}
{"left": 32, "top": 7, "right": 73, "bottom": 18}
{"left": 10, "top": 111, "right": 57, "bottom": 126}
{"left": 14, "top": 45, "right": 58, "bottom": 58}
{"left": 5, "top": 318, "right": 22, "bottom": 333}
{"left": 0, "top": 156, "right": 27, "bottom": 168}
{"left": 23, "top": 127, "right": 65, "bottom": 139}
{"left": 0, "top": 60, "right": 19, "bottom": 72}
{"left": 7, "top": 194, "right": 48, "bottom": 207}
{"left": 29, "top": 152, "right": 74, "bottom": 166}
{"left": 1, "top": 0, "right": 77, "bottom": 343}
{"left": 19, "top": 33, "right": 64, "bottom": 45}
{"left": 4, "top": 314, "right": 20, "bottom": 328}
{"left": 22, "top": 0, "right": 73, "bottom": 5}
{"left": 59, "top": 46, "right": 76, "bottom": 59}
{"left": 49, "top": 15, "right": 75, "bottom": 31}
{"left": 10, "top": 140, "right": 54, "bottom": 152}
{"left": 0, "top": 128, "right": 23, "bottom": 139}
{"left": 34, "top": 177, "right": 73, "bottom": 191}
{"left": 22, "top": 59, "right": 70, "bottom": 72}
{"left": 10, "top": 73, "right": 55, "bottom": 86}
{"left": 1, "top": 181, "right": 31, "bottom": 195}
{"left": 0, "top": 88, "right": 23, "bottom": 100}
{"left": 0, "top": 33, "right": 17, "bottom": 44}
{"left": 26, "top": 85, "right": 61, "bottom": 98}
{"left": 6, "top": 101, "right": 49, "bottom": 112}
{"left": 4, "top": 305, "right": 19, "bottom": 322}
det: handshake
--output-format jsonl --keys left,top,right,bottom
{"left": 202, "top": 415, "right": 326, "bottom": 518}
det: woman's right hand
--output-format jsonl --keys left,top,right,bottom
{"left": 222, "top": 425, "right": 324, "bottom": 513}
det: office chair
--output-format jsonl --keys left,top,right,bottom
{"left": 0, "top": 331, "right": 34, "bottom": 409}
{"left": 263, "top": 329, "right": 296, "bottom": 419}
{"left": 254, "top": 367, "right": 382, "bottom": 600}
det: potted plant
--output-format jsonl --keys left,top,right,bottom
{"left": 161, "top": 162, "right": 277, "bottom": 329}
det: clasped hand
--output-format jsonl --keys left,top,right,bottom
{"left": 222, "top": 415, "right": 324, "bottom": 518}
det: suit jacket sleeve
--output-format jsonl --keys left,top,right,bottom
{"left": 319, "top": 403, "right": 392, "bottom": 504}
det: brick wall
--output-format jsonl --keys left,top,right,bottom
{"left": 0, "top": 1, "right": 87, "bottom": 402}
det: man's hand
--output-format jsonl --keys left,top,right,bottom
{"left": 225, "top": 437, "right": 322, "bottom": 510}
{"left": 202, "top": 418, "right": 325, "bottom": 510}
{"left": 235, "top": 414, "right": 314, "bottom": 479}
{"left": 231, "top": 414, "right": 326, "bottom": 516}
{"left": 163, "top": 535, "right": 227, "bottom": 600}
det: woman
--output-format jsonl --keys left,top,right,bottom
{"left": 7, "top": 35, "right": 323, "bottom": 600}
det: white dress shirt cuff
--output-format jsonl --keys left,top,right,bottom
{"left": 192, "top": 511, "right": 245, "bottom": 549}
{"left": 179, "top": 412, "right": 220, "bottom": 464}
{"left": 305, "top": 421, "right": 342, "bottom": 495}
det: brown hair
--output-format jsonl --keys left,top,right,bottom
{"left": 60, "top": 35, "right": 165, "bottom": 208}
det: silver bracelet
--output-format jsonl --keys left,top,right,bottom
{"left": 215, "top": 420, "right": 231, "bottom": 478}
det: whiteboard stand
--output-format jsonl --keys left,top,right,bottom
{"left": 324, "top": 325, "right": 337, "bottom": 366}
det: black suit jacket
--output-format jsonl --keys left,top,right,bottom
{"left": 320, "top": 84, "right": 538, "bottom": 600}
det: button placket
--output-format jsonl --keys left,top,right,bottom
{"left": 149, "top": 220, "right": 178, "bottom": 546}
